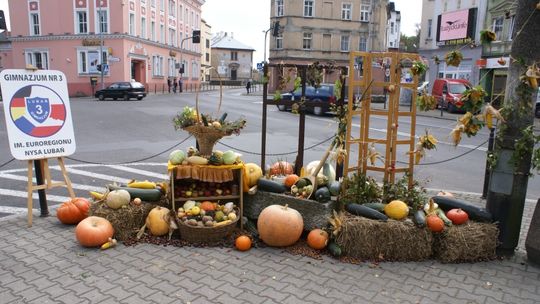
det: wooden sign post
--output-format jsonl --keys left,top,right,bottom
{"left": 0, "top": 68, "right": 77, "bottom": 226}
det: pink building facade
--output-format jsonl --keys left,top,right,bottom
{"left": 6, "top": 0, "right": 204, "bottom": 97}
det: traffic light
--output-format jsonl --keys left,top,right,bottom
{"left": 96, "top": 64, "right": 102, "bottom": 72}
{"left": 192, "top": 30, "right": 201, "bottom": 43}
{"left": 272, "top": 21, "right": 280, "bottom": 37}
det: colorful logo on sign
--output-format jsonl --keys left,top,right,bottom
{"left": 9, "top": 85, "right": 66, "bottom": 137}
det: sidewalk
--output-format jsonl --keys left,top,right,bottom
{"left": 1, "top": 191, "right": 539, "bottom": 304}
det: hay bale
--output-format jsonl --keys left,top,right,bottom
{"left": 434, "top": 221, "right": 498, "bottom": 263}
{"left": 89, "top": 201, "right": 157, "bottom": 241}
{"left": 335, "top": 215, "right": 433, "bottom": 261}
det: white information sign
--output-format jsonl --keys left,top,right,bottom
{"left": 0, "top": 69, "right": 76, "bottom": 160}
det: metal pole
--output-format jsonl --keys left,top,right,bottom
{"left": 263, "top": 29, "right": 269, "bottom": 63}
{"left": 98, "top": 2, "right": 104, "bottom": 89}
{"left": 33, "top": 160, "right": 49, "bottom": 217}
{"left": 481, "top": 127, "right": 496, "bottom": 198}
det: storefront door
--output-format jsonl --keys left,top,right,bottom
{"left": 491, "top": 73, "right": 507, "bottom": 108}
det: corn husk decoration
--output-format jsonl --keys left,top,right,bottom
{"left": 483, "top": 103, "right": 505, "bottom": 129}
{"left": 450, "top": 124, "right": 465, "bottom": 146}
{"left": 409, "top": 130, "right": 438, "bottom": 164}
{"left": 411, "top": 60, "right": 428, "bottom": 76}
{"left": 445, "top": 50, "right": 463, "bottom": 67}
{"left": 328, "top": 210, "right": 343, "bottom": 237}
{"left": 525, "top": 64, "right": 540, "bottom": 90}
{"left": 480, "top": 30, "right": 497, "bottom": 44}
{"left": 417, "top": 90, "right": 438, "bottom": 111}
{"left": 460, "top": 86, "right": 487, "bottom": 113}
{"left": 367, "top": 143, "right": 383, "bottom": 165}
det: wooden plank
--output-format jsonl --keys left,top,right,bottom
{"left": 26, "top": 160, "right": 33, "bottom": 227}
{"left": 58, "top": 157, "right": 75, "bottom": 199}
{"left": 365, "top": 166, "right": 387, "bottom": 172}
{"left": 396, "top": 139, "right": 414, "bottom": 145}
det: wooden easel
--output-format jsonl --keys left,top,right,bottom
{"left": 26, "top": 157, "right": 75, "bottom": 227}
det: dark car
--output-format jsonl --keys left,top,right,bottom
{"left": 95, "top": 81, "right": 147, "bottom": 101}
{"left": 277, "top": 84, "right": 338, "bottom": 116}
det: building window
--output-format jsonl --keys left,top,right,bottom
{"left": 78, "top": 50, "right": 108, "bottom": 74}
{"left": 276, "top": 0, "right": 284, "bottom": 16}
{"left": 129, "top": 13, "right": 135, "bottom": 35}
{"left": 151, "top": 21, "right": 156, "bottom": 41}
{"left": 457, "top": 0, "right": 461, "bottom": 9}
{"left": 390, "top": 21, "right": 394, "bottom": 34}
{"left": 231, "top": 51, "right": 238, "bottom": 61}
{"left": 492, "top": 17, "right": 503, "bottom": 40}
{"left": 342, "top": 3, "right": 352, "bottom": 20}
{"left": 168, "top": 58, "right": 176, "bottom": 77}
{"left": 304, "top": 0, "right": 314, "bottom": 17}
{"left": 160, "top": 0, "right": 165, "bottom": 11}
{"left": 76, "top": 11, "right": 88, "bottom": 34}
{"left": 427, "top": 19, "right": 432, "bottom": 38}
{"left": 359, "top": 36, "right": 367, "bottom": 51}
{"left": 276, "top": 33, "right": 283, "bottom": 49}
{"left": 340, "top": 35, "right": 349, "bottom": 51}
{"left": 508, "top": 15, "right": 515, "bottom": 41}
{"left": 192, "top": 61, "right": 199, "bottom": 79}
{"left": 360, "top": 4, "right": 370, "bottom": 22}
{"left": 153, "top": 55, "right": 164, "bottom": 76}
{"left": 160, "top": 24, "right": 165, "bottom": 43}
{"left": 303, "top": 32, "right": 312, "bottom": 49}
{"left": 141, "top": 17, "right": 147, "bottom": 39}
{"left": 206, "top": 53, "right": 210, "bottom": 62}
{"left": 151, "top": 0, "right": 156, "bottom": 7}
{"left": 390, "top": 41, "right": 394, "bottom": 47}
{"left": 30, "top": 13, "right": 40, "bottom": 35}
{"left": 26, "top": 51, "right": 48, "bottom": 69}
{"left": 97, "top": 9, "right": 108, "bottom": 33}
{"left": 206, "top": 39, "right": 210, "bottom": 48}
{"left": 169, "top": 0, "right": 176, "bottom": 17}
{"left": 169, "top": 28, "right": 176, "bottom": 46}
{"left": 444, "top": 1, "right": 447, "bottom": 12}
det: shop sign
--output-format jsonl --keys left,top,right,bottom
{"left": 436, "top": 8, "right": 477, "bottom": 46}
{"left": 108, "top": 56, "right": 120, "bottom": 62}
{"left": 0, "top": 69, "right": 76, "bottom": 160}
{"left": 486, "top": 57, "right": 510, "bottom": 69}
{"left": 82, "top": 38, "right": 101, "bottom": 46}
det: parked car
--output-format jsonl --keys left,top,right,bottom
{"left": 278, "top": 84, "right": 338, "bottom": 116}
{"left": 95, "top": 81, "right": 147, "bottom": 101}
{"left": 431, "top": 78, "right": 472, "bottom": 113}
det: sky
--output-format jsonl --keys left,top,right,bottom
{"left": 0, "top": 0, "right": 422, "bottom": 65}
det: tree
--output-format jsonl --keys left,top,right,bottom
{"left": 399, "top": 23, "right": 420, "bottom": 53}
{"left": 486, "top": 0, "right": 540, "bottom": 251}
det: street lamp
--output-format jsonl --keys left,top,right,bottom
{"left": 98, "top": 2, "right": 104, "bottom": 89}
{"left": 263, "top": 21, "right": 280, "bottom": 64}
{"left": 179, "top": 30, "right": 200, "bottom": 91}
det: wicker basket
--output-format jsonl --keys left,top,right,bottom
{"left": 178, "top": 213, "right": 239, "bottom": 243}
{"left": 183, "top": 124, "right": 228, "bottom": 156}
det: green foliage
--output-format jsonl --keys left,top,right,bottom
{"left": 382, "top": 175, "right": 427, "bottom": 210}
{"left": 339, "top": 173, "right": 382, "bottom": 205}
{"left": 512, "top": 126, "right": 540, "bottom": 174}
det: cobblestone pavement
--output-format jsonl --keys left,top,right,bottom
{"left": 1, "top": 195, "right": 539, "bottom": 304}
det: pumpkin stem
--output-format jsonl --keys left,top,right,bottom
{"left": 283, "top": 204, "right": 288, "bottom": 210}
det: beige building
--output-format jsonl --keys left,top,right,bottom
{"left": 200, "top": 19, "right": 212, "bottom": 82}
{"left": 269, "top": 0, "right": 389, "bottom": 68}
{"left": 211, "top": 32, "right": 255, "bottom": 82}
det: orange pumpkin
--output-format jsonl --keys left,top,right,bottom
{"left": 426, "top": 215, "right": 444, "bottom": 232}
{"left": 200, "top": 201, "right": 215, "bottom": 212}
{"left": 235, "top": 235, "right": 252, "bottom": 251}
{"left": 269, "top": 161, "right": 294, "bottom": 176}
{"left": 307, "top": 229, "right": 329, "bottom": 250}
{"left": 75, "top": 216, "right": 114, "bottom": 247}
{"left": 284, "top": 174, "right": 299, "bottom": 188}
{"left": 257, "top": 204, "right": 303, "bottom": 247}
{"left": 57, "top": 198, "right": 91, "bottom": 225}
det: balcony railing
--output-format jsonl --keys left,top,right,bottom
{"left": 482, "top": 40, "right": 512, "bottom": 57}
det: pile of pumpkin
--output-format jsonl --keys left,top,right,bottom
{"left": 256, "top": 160, "right": 341, "bottom": 202}
{"left": 177, "top": 200, "right": 238, "bottom": 227}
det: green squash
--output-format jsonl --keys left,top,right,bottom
{"left": 314, "top": 187, "right": 331, "bottom": 203}
{"left": 328, "top": 181, "right": 341, "bottom": 196}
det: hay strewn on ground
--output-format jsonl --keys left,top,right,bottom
{"left": 335, "top": 214, "right": 433, "bottom": 261}
{"left": 89, "top": 201, "right": 157, "bottom": 241}
{"left": 434, "top": 221, "right": 499, "bottom": 263}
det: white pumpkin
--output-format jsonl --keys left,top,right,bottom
{"left": 305, "top": 161, "right": 336, "bottom": 186}
{"left": 106, "top": 190, "right": 131, "bottom": 209}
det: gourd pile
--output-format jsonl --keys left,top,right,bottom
{"left": 177, "top": 201, "right": 238, "bottom": 228}
{"left": 169, "top": 147, "right": 242, "bottom": 166}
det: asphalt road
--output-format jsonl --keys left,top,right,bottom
{"left": 0, "top": 87, "right": 538, "bottom": 217}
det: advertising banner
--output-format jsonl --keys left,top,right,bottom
{"left": 437, "top": 8, "right": 477, "bottom": 46}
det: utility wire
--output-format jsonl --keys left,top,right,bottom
{"left": 0, "top": 158, "right": 16, "bottom": 169}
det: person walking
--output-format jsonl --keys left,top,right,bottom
{"left": 167, "top": 78, "right": 172, "bottom": 93}
{"left": 246, "top": 80, "right": 251, "bottom": 94}
{"left": 179, "top": 78, "right": 183, "bottom": 93}
{"left": 173, "top": 78, "right": 178, "bottom": 93}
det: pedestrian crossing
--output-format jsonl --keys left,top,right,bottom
{"left": 0, "top": 162, "right": 170, "bottom": 220}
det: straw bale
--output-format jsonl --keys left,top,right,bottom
{"left": 434, "top": 221, "right": 498, "bottom": 263}
{"left": 335, "top": 214, "right": 433, "bottom": 261}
